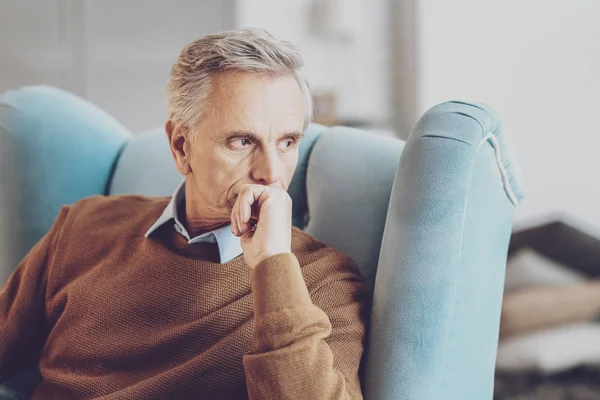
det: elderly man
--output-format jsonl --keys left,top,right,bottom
{"left": 0, "top": 28, "right": 369, "bottom": 399}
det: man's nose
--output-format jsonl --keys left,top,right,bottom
{"left": 251, "top": 147, "right": 281, "bottom": 186}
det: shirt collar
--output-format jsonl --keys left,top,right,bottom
{"left": 145, "top": 179, "right": 243, "bottom": 263}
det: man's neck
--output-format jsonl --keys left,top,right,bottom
{"left": 181, "top": 188, "right": 230, "bottom": 237}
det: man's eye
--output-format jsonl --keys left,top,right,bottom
{"left": 281, "top": 139, "right": 296, "bottom": 149}
{"left": 231, "top": 138, "right": 252, "bottom": 148}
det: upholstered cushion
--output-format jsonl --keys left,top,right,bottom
{"left": 0, "top": 86, "right": 131, "bottom": 284}
{"left": 497, "top": 323, "right": 600, "bottom": 373}
{"left": 505, "top": 248, "right": 586, "bottom": 293}
{"left": 109, "top": 128, "right": 181, "bottom": 197}
{"left": 287, "top": 124, "right": 327, "bottom": 228}
{"left": 304, "top": 127, "right": 404, "bottom": 289}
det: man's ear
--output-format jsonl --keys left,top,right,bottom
{"left": 165, "top": 120, "right": 192, "bottom": 175}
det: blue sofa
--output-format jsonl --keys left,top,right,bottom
{"left": 0, "top": 86, "right": 523, "bottom": 399}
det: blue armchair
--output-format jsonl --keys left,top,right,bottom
{"left": 0, "top": 86, "right": 522, "bottom": 399}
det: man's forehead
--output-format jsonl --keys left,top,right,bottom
{"left": 192, "top": 71, "right": 306, "bottom": 139}
{"left": 211, "top": 71, "right": 304, "bottom": 106}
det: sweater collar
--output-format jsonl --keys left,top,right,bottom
{"left": 145, "top": 179, "right": 243, "bottom": 263}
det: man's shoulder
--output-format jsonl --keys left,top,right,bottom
{"left": 68, "top": 194, "right": 169, "bottom": 215}
{"left": 63, "top": 194, "right": 170, "bottom": 230}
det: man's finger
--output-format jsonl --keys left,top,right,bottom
{"left": 241, "top": 186, "right": 266, "bottom": 214}
{"left": 242, "top": 198, "right": 251, "bottom": 223}
{"left": 232, "top": 184, "right": 272, "bottom": 236}
{"left": 237, "top": 196, "right": 246, "bottom": 235}
{"left": 234, "top": 186, "right": 256, "bottom": 236}
{"left": 239, "top": 199, "right": 252, "bottom": 235}
{"left": 240, "top": 186, "right": 265, "bottom": 211}
{"left": 231, "top": 205, "right": 239, "bottom": 236}
{"left": 231, "top": 193, "right": 244, "bottom": 236}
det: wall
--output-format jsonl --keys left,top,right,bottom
{"left": 0, "top": 0, "right": 234, "bottom": 133}
{"left": 0, "top": 1, "right": 72, "bottom": 95}
{"left": 410, "top": 0, "right": 600, "bottom": 227}
{"left": 235, "top": 0, "right": 391, "bottom": 125}
{"left": 1, "top": 0, "right": 391, "bottom": 129}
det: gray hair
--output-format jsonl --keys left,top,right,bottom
{"left": 166, "top": 28, "right": 313, "bottom": 138}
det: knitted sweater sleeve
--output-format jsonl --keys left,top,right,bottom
{"left": 243, "top": 252, "right": 369, "bottom": 399}
{"left": 0, "top": 206, "right": 69, "bottom": 382}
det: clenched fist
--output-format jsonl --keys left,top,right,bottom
{"left": 230, "top": 184, "right": 292, "bottom": 269}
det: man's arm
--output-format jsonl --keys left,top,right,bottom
{"left": 231, "top": 185, "right": 368, "bottom": 398}
{"left": 242, "top": 253, "right": 368, "bottom": 399}
{"left": 0, "top": 207, "right": 69, "bottom": 382}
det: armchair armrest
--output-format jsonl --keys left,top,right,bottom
{"left": 364, "top": 101, "right": 523, "bottom": 399}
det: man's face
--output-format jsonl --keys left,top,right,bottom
{"left": 182, "top": 72, "right": 306, "bottom": 223}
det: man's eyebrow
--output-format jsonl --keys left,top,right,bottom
{"left": 280, "top": 131, "right": 304, "bottom": 140}
{"left": 222, "top": 130, "right": 304, "bottom": 141}
{"left": 223, "top": 131, "right": 262, "bottom": 142}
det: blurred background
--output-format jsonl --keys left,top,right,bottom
{"left": 3, "top": 0, "right": 600, "bottom": 230}
{"left": 2, "top": 0, "right": 600, "bottom": 398}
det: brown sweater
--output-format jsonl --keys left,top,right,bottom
{"left": 0, "top": 195, "right": 369, "bottom": 399}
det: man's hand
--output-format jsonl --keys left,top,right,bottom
{"left": 230, "top": 184, "right": 292, "bottom": 269}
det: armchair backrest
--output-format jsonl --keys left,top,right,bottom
{"left": 0, "top": 86, "right": 131, "bottom": 284}
{"left": 303, "top": 127, "right": 403, "bottom": 289}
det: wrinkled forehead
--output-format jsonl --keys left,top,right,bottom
{"left": 202, "top": 71, "right": 306, "bottom": 140}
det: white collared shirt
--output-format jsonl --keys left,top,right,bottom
{"left": 144, "top": 180, "right": 243, "bottom": 263}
